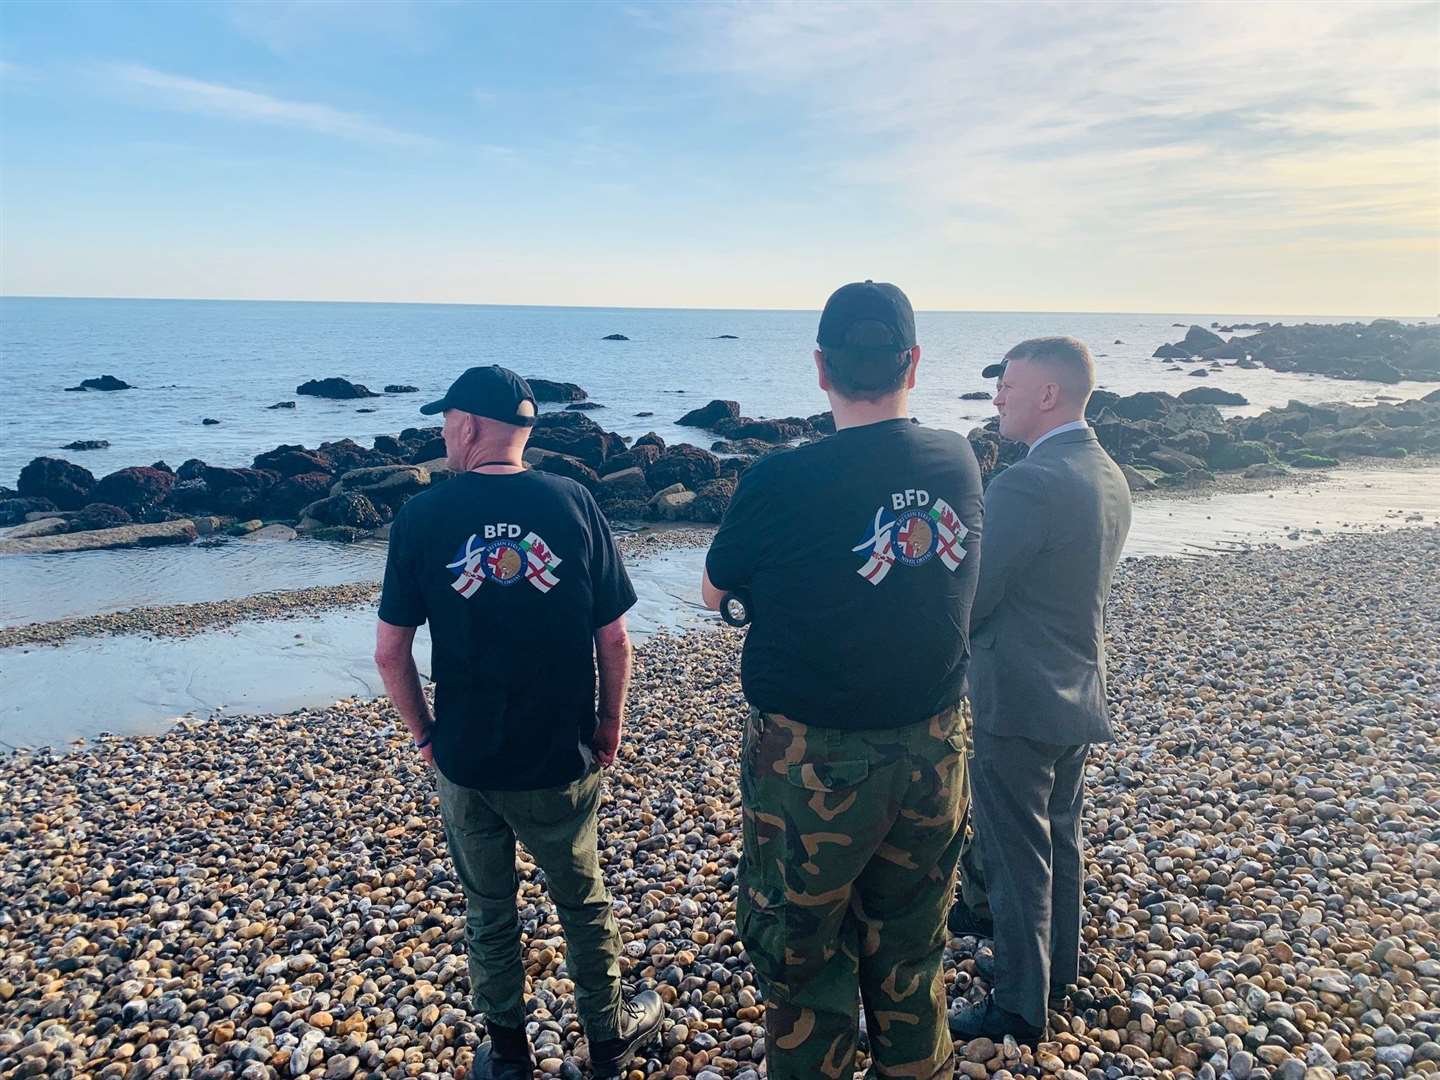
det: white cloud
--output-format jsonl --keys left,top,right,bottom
{"left": 108, "top": 63, "right": 428, "bottom": 146}
{"left": 661, "top": 1, "right": 1440, "bottom": 255}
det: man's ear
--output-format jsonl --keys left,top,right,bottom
{"left": 906, "top": 345, "right": 922, "bottom": 390}
{"left": 814, "top": 349, "right": 831, "bottom": 392}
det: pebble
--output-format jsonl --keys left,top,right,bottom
{"left": 0, "top": 527, "right": 1437, "bottom": 1079}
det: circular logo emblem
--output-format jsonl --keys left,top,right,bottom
{"left": 484, "top": 541, "right": 525, "bottom": 585}
{"left": 894, "top": 510, "right": 936, "bottom": 566}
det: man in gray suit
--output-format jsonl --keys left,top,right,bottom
{"left": 951, "top": 336, "right": 1132, "bottom": 1043}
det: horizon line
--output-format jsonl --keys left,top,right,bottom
{"left": 1, "top": 292, "right": 1434, "bottom": 323}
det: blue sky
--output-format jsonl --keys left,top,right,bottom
{"left": 1, "top": 0, "right": 1437, "bottom": 314}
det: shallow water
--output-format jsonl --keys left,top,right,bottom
{"left": 4, "top": 297, "right": 1436, "bottom": 483}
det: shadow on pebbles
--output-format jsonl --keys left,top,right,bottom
{"left": 1, "top": 528, "right": 1437, "bottom": 1080}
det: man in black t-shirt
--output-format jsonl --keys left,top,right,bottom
{"left": 701, "top": 283, "right": 984, "bottom": 1080}
{"left": 374, "top": 366, "right": 662, "bottom": 1080}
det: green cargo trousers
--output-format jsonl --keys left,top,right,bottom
{"left": 435, "top": 767, "right": 624, "bottom": 1040}
{"left": 737, "top": 707, "right": 967, "bottom": 1080}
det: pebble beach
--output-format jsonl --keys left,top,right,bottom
{"left": 2, "top": 527, "right": 1438, "bottom": 1080}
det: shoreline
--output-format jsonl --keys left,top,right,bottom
{"left": 0, "top": 526, "right": 718, "bottom": 650}
{"left": 3, "top": 458, "right": 1436, "bottom": 651}
{"left": 2, "top": 527, "right": 1437, "bottom": 1079}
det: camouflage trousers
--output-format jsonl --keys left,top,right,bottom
{"left": 435, "top": 768, "right": 624, "bottom": 1040}
{"left": 737, "top": 707, "right": 967, "bottom": 1080}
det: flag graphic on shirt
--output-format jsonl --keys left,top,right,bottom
{"left": 853, "top": 497, "right": 968, "bottom": 586}
{"left": 446, "top": 530, "right": 562, "bottom": 596}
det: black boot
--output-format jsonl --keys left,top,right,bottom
{"left": 949, "top": 991, "right": 1044, "bottom": 1045}
{"left": 589, "top": 990, "right": 664, "bottom": 1078}
{"left": 468, "top": 1022, "right": 534, "bottom": 1080}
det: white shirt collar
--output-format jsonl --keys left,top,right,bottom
{"left": 1027, "top": 419, "right": 1090, "bottom": 453}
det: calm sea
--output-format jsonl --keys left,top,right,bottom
{"left": 4, "top": 297, "right": 1438, "bottom": 483}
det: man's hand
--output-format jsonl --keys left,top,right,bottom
{"left": 592, "top": 717, "right": 621, "bottom": 767}
{"left": 417, "top": 740, "right": 435, "bottom": 768}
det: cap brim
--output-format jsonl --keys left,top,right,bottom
{"left": 981, "top": 363, "right": 1006, "bottom": 379}
{"left": 418, "top": 398, "right": 447, "bottom": 415}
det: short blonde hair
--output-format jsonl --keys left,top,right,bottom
{"left": 1004, "top": 336, "right": 1095, "bottom": 404}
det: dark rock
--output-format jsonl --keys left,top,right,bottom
{"left": 265, "top": 472, "right": 334, "bottom": 520}
{"left": 1112, "top": 392, "right": 1177, "bottom": 422}
{"left": 317, "top": 438, "right": 391, "bottom": 473}
{"left": 92, "top": 466, "right": 175, "bottom": 515}
{"left": 384, "top": 384, "right": 419, "bottom": 393}
{"left": 296, "top": 377, "right": 380, "bottom": 399}
{"left": 17, "top": 457, "right": 97, "bottom": 510}
{"left": 529, "top": 412, "right": 615, "bottom": 470}
{"left": 1086, "top": 390, "right": 1121, "bottom": 418}
{"left": 712, "top": 438, "right": 778, "bottom": 456}
{"left": 688, "top": 478, "right": 736, "bottom": 523}
{"left": 605, "top": 444, "right": 662, "bottom": 472}
{"left": 356, "top": 407, "right": 376, "bottom": 413}
{"left": 252, "top": 446, "right": 333, "bottom": 478}
{"left": 601, "top": 333, "right": 629, "bottom": 341}
{"left": 200, "top": 467, "right": 277, "bottom": 516}
{"left": 961, "top": 391, "right": 992, "bottom": 401}
{"left": 373, "top": 435, "right": 406, "bottom": 457}
{"left": 202, "top": 417, "right": 221, "bottom": 425}
{"left": 407, "top": 437, "right": 448, "bottom": 464}
{"left": 61, "top": 440, "right": 110, "bottom": 451}
{"left": 1289, "top": 452, "right": 1339, "bottom": 469}
{"left": 304, "top": 491, "right": 384, "bottom": 529}
{"left": 1152, "top": 343, "right": 1190, "bottom": 359}
{"left": 713, "top": 416, "right": 810, "bottom": 443}
{"left": 716, "top": 334, "right": 739, "bottom": 339}
{"left": 177, "top": 459, "right": 208, "bottom": 482}
{"left": 1148, "top": 449, "right": 1207, "bottom": 474}
{"left": 1179, "top": 387, "right": 1248, "bottom": 406}
{"left": 1169, "top": 429, "right": 1213, "bottom": 458}
{"left": 646, "top": 444, "right": 720, "bottom": 491}
{"left": 565, "top": 402, "right": 606, "bottom": 410}
{"left": 526, "top": 378, "right": 588, "bottom": 403}
{"left": 1184, "top": 326, "right": 1226, "bottom": 351}
{"left": 807, "top": 411, "right": 837, "bottom": 435}
{"left": 677, "top": 399, "right": 741, "bottom": 428}
{"left": 1207, "top": 440, "right": 1273, "bottom": 471}
{"left": 635, "top": 411, "right": 654, "bottom": 418}
{"left": 1424, "top": 388, "right": 1440, "bottom": 403}
{"left": 65, "top": 375, "right": 133, "bottom": 392}
{"left": 532, "top": 453, "right": 600, "bottom": 490}
{"left": 71, "top": 503, "right": 133, "bottom": 531}
{"left": 597, "top": 466, "right": 650, "bottom": 500}
{"left": 151, "top": 460, "right": 173, "bottom": 474}
{"left": 268, "top": 401, "right": 296, "bottom": 409}
{"left": 634, "top": 432, "right": 666, "bottom": 452}
{"left": 0, "top": 497, "right": 58, "bottom": 526}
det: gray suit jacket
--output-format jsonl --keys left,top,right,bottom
{"left": 968, "top": 427, "right": 1132, "bottom": 744}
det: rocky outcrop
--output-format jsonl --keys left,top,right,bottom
{"left": 17, "top": 457, "right": 96, "bottom": 510}
{"left": 296, "top": 377, "right": 380, "bottom": 399}
{"left": 0, "top": 497, "right": 58, "bottom": 526}
{"left": 265, "top": 473, "right": 334, "bottom": 520}
{"left": 0, "top": 519, "right": 197, "bottom": 555}
{"left": 299, "top": 492, "right": 384, "bottom": 531}
{"left": 1149, "top": 320, "right": 1440, "bottom": 383}
{"left": 61, "top": 440, "right": 110, "bottom": 451}
{"left": 64, "top": 375, "right": 133, "bottom": 392}
{"left": 530, "top": 452, "right": 600, "bottom": 490}
{"left": 92, "top": 466, "right": 177, "bottom": 517}
{"left": 677, "top": 399, "right": 740, "bottom": 428}
{"left": 645, "top": 445, "right": 720, "bottom": 492}
{"left": 384, "top": 384, "right": 418, "bottom": 394}
{"left": 688, "top": 478, "right": 736, "bottom": 524}
{"left": 525, "top": 378, "right": 588, "bottom": 403}
{"left": 602, "top": 333, "right": 629, "bottom": 341}
{"left": 528, "top": 412, "right": 619, "bottom": 471}
{"left": 1178, "top": 387, "right": 1248, "bottom": 406}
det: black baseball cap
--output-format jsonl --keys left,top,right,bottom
{"left": 982, "top": 360, "right": 1007, "bottom": 380}
{"left": 420, "top": 365, "right": 537, "bottom": 426}
{"left": 817, "top": 280, "right": 917, "bottom": 352}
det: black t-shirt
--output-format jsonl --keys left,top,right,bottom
{"left": 379, "top": 470, "right": 636, "bottom": 790}
{"left": 706, "top": 418, "right": 984, "bottom": 730}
